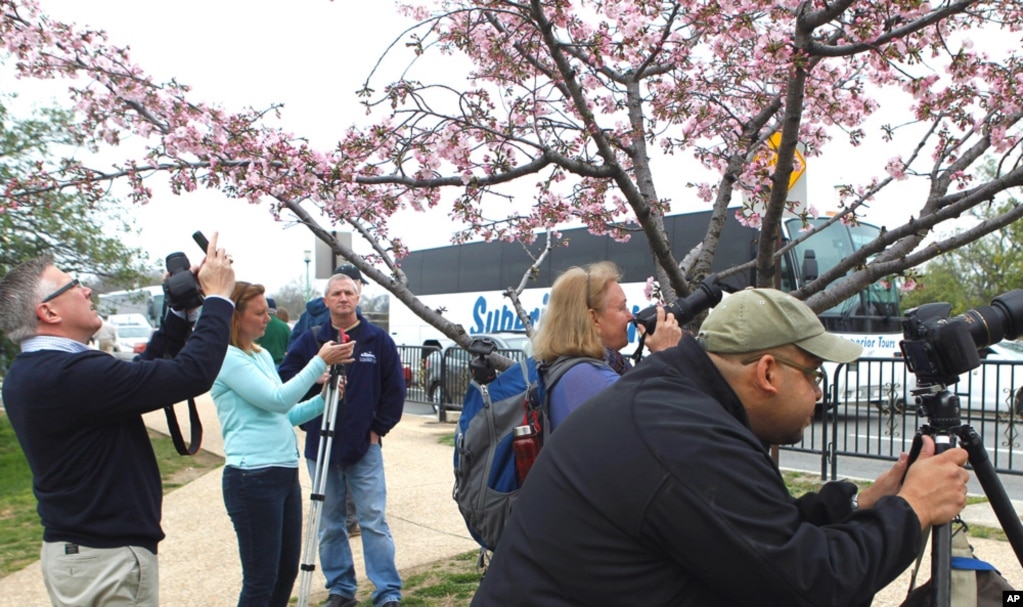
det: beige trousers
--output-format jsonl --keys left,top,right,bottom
{"left": 41, "top": 542, "right": 158, "bottom": 607}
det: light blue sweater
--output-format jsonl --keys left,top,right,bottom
{"left": 211, "top": 345, "right": 327, "bottom": 468}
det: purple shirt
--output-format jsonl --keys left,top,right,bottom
{"left": 548, "top": 361, "right": 621, "bottom": 430}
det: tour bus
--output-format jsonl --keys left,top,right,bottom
{"left": 388, "top": 208, "right": 902, "bottom": 352}
{"left": 97, "top": 285, "right": 165, "bottom": 328}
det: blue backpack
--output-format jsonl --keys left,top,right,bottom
{"left": 452, "top": 355, "right": 596, "bottom": 551}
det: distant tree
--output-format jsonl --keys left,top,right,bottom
{"left": 269, "top": 278, "right": 309, "bottom": 320}
{"left": 902, "top": 201, "right": 1023, "bottom": 316}
{"left": 0, "top": 98, "right": 149, "bottom": 282}
{"left": 0, "top": 95, "right": 150, "bottom": 371}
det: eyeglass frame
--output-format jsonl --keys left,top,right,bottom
{"left": 741, "top": 352, "right": 825, "bottom": 387}
{"left": 40, "top": 278, "right": 81, "bottom": 304}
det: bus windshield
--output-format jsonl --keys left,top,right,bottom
{"left": 784, "top": 218, "right": 901, "bottom": 334}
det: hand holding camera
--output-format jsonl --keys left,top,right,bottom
{"left": 637, "top": 306, "right": 683, "bottom": 352}
{"left": 163, "top": 231, "right": 235, "bottom": 311}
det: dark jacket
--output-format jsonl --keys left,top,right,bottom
{"left": 2, "top": 298, "right": 233, "bottom": 553}
{"left": 472, "top": 334, "right": 922, "bottom": 607}
{"left": 287, "top": 297, "right": 328, "bottom": 349}
{"left": 278, "top": 311, "right": 405, "bottom": 466}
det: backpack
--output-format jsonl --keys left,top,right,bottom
{"left": 900, "top": 523, "right": 1015, "bottom": 607}
{"left": 452, "top": 355, "right": 598, "bottom": 552}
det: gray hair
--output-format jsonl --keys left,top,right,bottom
{"left": 0, "top": 255, "right": 56, "bottom": 343}
{"left": 324, "top": 273, "right": 360, "bottom": 296}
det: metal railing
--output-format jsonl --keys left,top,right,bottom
{"left": 398, "top": 344, "right": 528, "bottom": 421}
{"left": 787, "top": 356, "right": 1023, "bottom": 478}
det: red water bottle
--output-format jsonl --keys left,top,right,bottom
{"left": 512, "top": 425, "right": 541, "bottom": 485}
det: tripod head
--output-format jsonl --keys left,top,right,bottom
{"left": 467, "top": 336, "right": 498, "bottom": 385}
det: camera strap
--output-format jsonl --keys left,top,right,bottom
{"left": 163, "top": 397, "right": 203, "bottom": 456}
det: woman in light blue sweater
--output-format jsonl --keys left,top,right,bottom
{"left": 212, "top": 281, "right": 354, "bottom": 607}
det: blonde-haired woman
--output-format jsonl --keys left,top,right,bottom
{"left": 212, "top": 281, "right": 354, "bottom": 607}
{"left": 533, "top": 261, "right": 681, "bottom": 429}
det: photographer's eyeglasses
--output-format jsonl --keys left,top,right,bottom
{"left": 741, "top": 353, "right": 824, "bottom": 387}
{"left": 41, "top": 278, "right": 81, "bottom": 303}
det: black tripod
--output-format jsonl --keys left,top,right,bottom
{"left": 908, "top": 383, "right": 1023, "bottom": 607}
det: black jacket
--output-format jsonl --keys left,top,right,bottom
{"left": 472, "top": 335, "right": 921, "bottom": 607}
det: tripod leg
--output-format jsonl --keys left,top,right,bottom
{"left": 957, "top": 424, "right": 1023, "bottom": 569}
{"left": 297, "top": 369, "right": 343, "bottom": 607}
{"left": 929, "top": 434, "right": 955, "bottom": 607}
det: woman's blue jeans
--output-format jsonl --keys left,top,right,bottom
{"left": 222, "top": 465, "right": 302, "bottom": 607}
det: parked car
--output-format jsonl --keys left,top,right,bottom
{"left": 424, "top": 333, "right": 532, "bottom": 417}
{"left": 108, "top": 314, "right": 156, "bottom": 361}
{"left": 934, "top": 341, "right": 1023, "bottom": 418}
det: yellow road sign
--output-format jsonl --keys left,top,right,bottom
{"left": 767, "top": 132, "right": 806, "bottom": 191}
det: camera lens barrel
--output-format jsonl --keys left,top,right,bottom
{"left": 632, "top": 277, "right": 723, "bottom": 334}
{"left": 954, "top": 289, "right": 1023, "bottom": 349}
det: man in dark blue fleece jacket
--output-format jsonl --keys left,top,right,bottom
{"left": 0, "top": 235, "right": 235, "bottom": 607}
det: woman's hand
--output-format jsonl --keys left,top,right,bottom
{"left": 317, "top": 339, "right": 356, "bottom": 367}
{"left": 639, "top": 306, "right": 683, "bottom": 353}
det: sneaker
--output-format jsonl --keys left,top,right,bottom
{"left": 380, "top": 602, "right": 401, "bottom": 607}
{"left": 322, "top": 595, "right": 358, "bottom": 607}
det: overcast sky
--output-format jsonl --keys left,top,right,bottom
{"left": 13, "top": 1, "right": 943, "bottom": 294}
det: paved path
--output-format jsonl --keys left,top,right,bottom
{"left": 1, "top": 394, "right": 1021, "bottom": 605}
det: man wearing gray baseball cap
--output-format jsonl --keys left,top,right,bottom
{"left": 472, "top": 288, "right": 969, "bottom": 607}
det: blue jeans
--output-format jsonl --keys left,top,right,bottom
{"left": 307, "top": 445, "right": 402, "bottom": 606}
{"left": 222, "top": 465, "right": 302, "bottom": 607}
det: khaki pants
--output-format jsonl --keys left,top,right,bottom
{"left": 41, "top": 542, "right": 158, "bottom": 607}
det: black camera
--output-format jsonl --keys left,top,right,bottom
{"left": 900, "top": 289, "right": 1023, "bottom": 387}
{"left": 162, "top": 252, "right": 204, "bottom": 311}
{"left": 633, "top": 275, "right": 725, "bottom": 334}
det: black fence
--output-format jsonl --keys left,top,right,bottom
{"left": 790, "top": 356, "right": 1023, "bottom": 478}
{"left": 400, "top": 345, "right": 1023, "bottom": 476}
{"left": 398, "top": 344, "right": 528, "bottom": 422}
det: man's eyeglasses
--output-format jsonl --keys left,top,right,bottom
{"left": 41, "top": 278, "right": 81, "bottom": 303}
{"left": 742, "top": 353, "right": 824, "bottom": 387}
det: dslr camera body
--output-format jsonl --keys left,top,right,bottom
{"left": 900, "top": 290, "right": 1023, "bottom": 388}
{"left": 162, "top": 252, "right": 204, "bottom": 312}
{"left": 162, "top": 231, "right": 212, "bottom": 312}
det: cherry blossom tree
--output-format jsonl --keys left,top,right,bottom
{"left": 4, "top": 0, "right": 1023, "bottom": 346}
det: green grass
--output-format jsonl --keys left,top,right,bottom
{"left": 0, "top": 413, "right": 40, "bottom": 576}
{"left": 0, "top": 412, "right": 223, "bottom": 578}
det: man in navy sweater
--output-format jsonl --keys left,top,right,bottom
{"left": 0, "top": 234, "right": 235, "bottom": 607}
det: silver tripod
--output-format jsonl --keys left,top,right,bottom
{"left": 297, "top": 361, "right": 347, "bottom": 607}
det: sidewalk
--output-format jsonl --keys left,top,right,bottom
{"left": 0, "top": 394, "right": 477, "bottom": 607}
